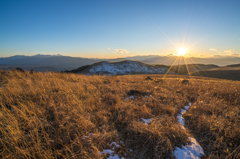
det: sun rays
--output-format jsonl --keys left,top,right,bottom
{"left": 139, "top": 8, "right": 207, "bottom": 78}
{"left": 162, "top": 49, "right": 208, "bottom": 79}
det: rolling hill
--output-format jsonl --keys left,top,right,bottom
{"left": 226, "top": 63, "right": 240, "bottom": 67}
{"left": 165, "top": 64, "right": 219, "bottom": 75}
{"left": 190, "top": 67, "right": 240, "bottom": 81}
{"left": 64, "top": 60, "right": 172, "bottom": 75}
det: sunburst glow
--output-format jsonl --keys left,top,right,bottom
{"left": 178, "top": 48, "right": 186, "bottom": 56}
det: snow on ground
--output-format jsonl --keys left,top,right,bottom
{"left": 129, "top": 95, "right": 134, "bottom": 99}
{"left": 110, "top": 142, "right": 121, "bottom": 150}
{"left": 141, "top": 118, "right": 153, "bottom": 125}
{"left": 99, "top": 149, "right": 114, "bottom": 155}
{"left": 174, "top": 103, "right": 204, "bottom": 159}
{"left": 87, "top": 61, "right": 167, "bottom": 75}
{"left": 99, "top": 141, "right": 125, "bottom": 159}
{"left": 125, "top": 95, "right": 134, "bottom": 100}
{"left": 177, "top": 114, "right": 186, "bottom": 130}
{"left": 99, "top": 150, "right": 124, "bottom": 159}
{"left": 82, "top": 134, "right": 126, "bottom": 159}
{"left": 82, "top": 133, "right": 94, "bottom": 139}
{"left": 174, "top": 137, "right": 204, "bottom": 159}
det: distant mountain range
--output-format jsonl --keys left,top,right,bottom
{"left": 0, "top": 54, "right": 240, "bottom": 72}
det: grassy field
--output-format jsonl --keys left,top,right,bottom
{"left": 0, "top": 71, "right": 239, "bottom": 158}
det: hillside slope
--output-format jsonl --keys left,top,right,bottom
{"left": 190, "top": 67, "right": 240, "bottom": 81}
{"left": 169, "top": 64, "right": 219, "bottom": 75}
{"left": 226, "top": 63, "right": 240, "bottom": 67}
{"left": 65, "top": 60, "right": 172, "bottom": 75}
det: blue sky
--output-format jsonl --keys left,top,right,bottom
{"left": 0, "top": 0, "right": 240, "bottom": 58}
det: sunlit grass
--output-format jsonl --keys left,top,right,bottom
{"left": 0, "top": 71, "right": 239, "bottom": 158}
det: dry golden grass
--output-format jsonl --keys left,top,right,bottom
{"left": 184, "top": 80, "right": 240, "bottom": 159}
{"left": 0, "top": 71, "right": 239, "bottom": 158}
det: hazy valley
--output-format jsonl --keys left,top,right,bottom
{"left": 1, "top": 54, "right": 240, "bottom": 72}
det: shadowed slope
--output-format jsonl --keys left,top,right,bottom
{"left": 190, "top": 67, "right": 240, "bottom": 81}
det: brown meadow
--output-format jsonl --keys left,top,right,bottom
{"left": 0, "top": 71, "right": 239, "bottom": 158}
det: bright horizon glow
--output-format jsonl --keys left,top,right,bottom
{"left": 178, "top": 48, "right": 186, "bottom": 56}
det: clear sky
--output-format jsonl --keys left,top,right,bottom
{"left": 0, "top": 0, "right": 240, "bottom": 58}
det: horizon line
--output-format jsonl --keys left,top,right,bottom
{"left": 0, "top": 53, "right": 239, "bottom": 59}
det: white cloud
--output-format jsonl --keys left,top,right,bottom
{"left": 209, "top": 49, "right": 217, "bottom": 51}
{"left": 114, "top": 49, "right": 129, "bottom": 54}
{"left": 210, "top": 53, "right": 240, "bottom": 58}
{"left": 230, "top": 53, "right": 240, "bottom": 57}
{"left": 212, "top": 55, "right": 223, "bottom": 58}
{"left": 224, "top": 49, "right": 234, "bottom": 53}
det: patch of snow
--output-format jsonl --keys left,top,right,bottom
{"left": 125, "top": 96, "right": 134, "bottom": 100}
{"left": 184, "top": 105, "right": 190, "bottom": 110}
{"left": 99, "top": 143, "right": 125, "bottom": 159}
{"left": 174, "top": 137, "right": 204, "bottom": 159}
{"left": 107, "top": 154, "right": 125, "bottom": 159}
{"left": 174, "top": 103, "right": 204, "bottom": 159}
{"left": 141, "top": 118, "right": 153, "bottom": 125}
{"left": 100, "top": 149, "right": 114, "bottom": 155}
{"left": 82, "top": 136, "right": 88, "bottom": 139}
{"left": 181, "top": 109, "right": 187, "bottom": 114}
{"left": 177, "top": 114, "right": 186, "bottom": 130}
{"left": 110, "top": 142, "right": 120, "bottom": 149}
{"left": 82, "top": 133, "right": 94, "bottom": 139}
{"left": 184, "top": 103, "right": 191, "bottom": 110}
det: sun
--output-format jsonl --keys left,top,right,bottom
{"left": 178, "top": 48, "right": 186, "bottom": 56}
